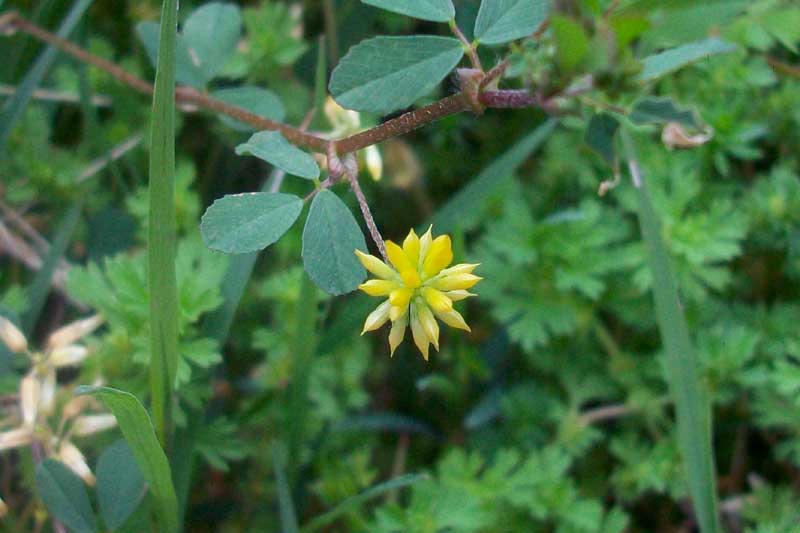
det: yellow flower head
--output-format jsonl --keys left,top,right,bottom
{"left": 356, "top": 227, "right": 481, "bottom": 360}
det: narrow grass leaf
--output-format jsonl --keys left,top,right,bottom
{"left": 0, "top": 0, "right": 93, "bottom": 147}
{"left": 429, "top": 119, "right": 557, "bottom": 233}
{"left": 23, "top": 200, "right": 82, "bottom": 334}
{"left": 302, "top": 190, "right": 367, "bottom": 295}
{"left": 272, "top": 441, "right": 299, "bottom": 533}
{"left": 623, "top": 132, "right": 720, "bottom": 533}
{"left": 361, "top": 0, "right": 455, "bottom": 22}
{"left": 35, "top": 459, "right": 96, "bottom": 533}
{"left": 329, "top": 36, "right": 464, "bottom": 114}
{"left": 302, "top": 473, "right": 429, "bottom": 532}
{"left": 76, "top": 386, "right": 179, "bottom": 533}
{"left": 96, "top": 439, "right": 147, "bottom": 531}
{"left": 638, "top": 37, "right": 737, "bottom": 82}
{"left": 236, "top": 131, "right": 320, "bottom": 180}
{"left": 148, "top": 0, "right": 180, "bottom": 444}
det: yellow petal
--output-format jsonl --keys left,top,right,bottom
{"left": 418, "top": 226, "right": 433, "bottom": 268}
{"left": 422, "top": 235, "right": 454, "bottom": 277}
{"left": 0, "top": 317, "right": 27, "bottom": 353}
{"left": 418, "top": 304, "right": 440, "bottom": 351}
{"left": 445, "top": 290, "right": 477, "bottom": 302}
{"left": 434, "top": 308, "right": 471, "bottom": 332}
{"left": 439, "top": 263, "right": 480, "bottom": 276}
{"left": 410, "top": 308, "right": 430, "bottom": 361}
{"left": 362, "top": 301, "right": 391, "bottom": 334}
{"left": 389, "top": 314, "right": 408, "bottom": 356}
{"left": 358, "top": 279, "right": 398, "bottom": 296}
{"left": 389, "top": 288, "right": 414, "bottom": 308}
{"left": 433, "top": 273, "right": 482, "bottom": 291}
{"left": 400, "top": 268, "right": 421, "bottom": 288}
{"left": 365, "top": 145, "right": 383, "bottom": 181}
{"left": 386, "top": 240, "right": 415, "bottom": 273}
{"left": 421, "top": 287, "right": 453, "bottom": 313}
{"left": 390, "top": 301, "right": 409, "bottom": 321}
{"left": 402, "top": 229, "right": 421, "bottom": 265}
{"left": 355, "top": 249, "right": 396, "bottom": 280}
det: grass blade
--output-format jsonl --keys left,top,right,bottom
{"left": 301, "top": 473, "right": 428, "bottom": 532}
{"left": 622, "top": 131, "right": 720, "bottom": 533}
{"left": 22, "top": 199, "right": 82, "bottom": 334}
{"left": 0, "top": 0, "right": 93, "bottom": 147}
{"left": 273, "top": 441, "right": 299, "bottom": 533}
{"left": 148, "top": 0, "right": 180, "bottom": 445}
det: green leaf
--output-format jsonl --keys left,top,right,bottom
{"left": 585, "top": 113, "right": 620, "bottom": 166}
{"left": 474, "top": 0, "right": 551, "bottom": 45}
{"left": 148, "top": 0, "right": 180, "bottom": 446}
{"left": 235, "top": 131, "right": 320, "bottom": 180}
{"left": 212, "top": 87, "right": 285, "bottom": 131}
{"left": 36, "top": 459, "right": 97, "bottom": 533}
{"left": 329, "top": 36, "right": 464, "bottom": 114}
{"left": 272, "top": 442, "right": 299, "bottom": 533}
{"left": 629, "top": 97, "right": 700, "bottom": 129}
{"left": 302, "top": 190, "right": 368, "bottom": 295}
{"left": 622, "top": 131, "right": 721, "bottom": 533}
{"left": 182, "top": 3, "right": 242, "bottom": 81}
{"left": 361, "top": 0, "right": 455, "bottom": 22}
{"left": 97, "top": 440, "right": 147, "bottom": 531}
{"left": 75, "top": 386, "right": 179, "bottom": 533}
{"left": 638, "top": 37, "right": 737, "bottom": 82}
{"left": 551, "top": 15, "right": 589, "bottom": 71}
{"left": 201, "top": 192, "right": 304, "bottom": 254}
{"left": 302, "top": 473, "right": 429, "bottom": 532}
{"left": 135, "top": 22, "right": 207, "bottom": 88}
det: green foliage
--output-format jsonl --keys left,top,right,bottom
{"left": 77, "top": 386, "right": 178, "bottom": 533}
{"left": 302, "top": 190, "right": 368, "bottom": 295}
{"left": 329, "top": 36, "right": 464, "bottom": 113}
{"left": 361, "top": 0, "right": 455, "bottom": 23}
{"left": 474, "top": 0, "right": 551, "bottom": 45}
{"left": 235, "top": 131, "right": 320, "bottom": 179}
{"left": 201, "top": 192, "right": 304, "bottom": 254}
{"left": 36, "top": 459, "right": 96, "bottom": 533}
{"left": 211, "top": 86, "right": 285, "bottom": 131}
{"left": 96, "top": 440, "right": 147, "bottom": 530}
{"left": 638, "top": 37, "right": 737, "bottom": 82}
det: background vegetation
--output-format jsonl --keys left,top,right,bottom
{"left": 1, "top": 0, "right": 800, "bottom": 531}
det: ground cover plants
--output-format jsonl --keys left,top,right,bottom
{"left": 1, "top": 0, "right": 800, "bottom": 531}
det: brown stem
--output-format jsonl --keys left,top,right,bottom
{"left": 767, "top": 56, "right": 800, "bottom": 79}
{"left": 345, "top": 155, "right": 387, "bottom": 260}
{"left": 3, "top": 12, "right": 554, "bottom": 156}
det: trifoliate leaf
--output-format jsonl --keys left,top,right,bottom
{"left": 36, "top": 459, "right": 96, "bottom": 533}
{"left": 474, "top": 0, "right": 551, "bottom": 45}
{"left": 629, "top": 97, "right": 700, "bottom": 129}
{"left": 182, "top": 2, "right": 242, "bottom": 81}
{"left": 361, "top": 0, "right": 455, "bottom": 22}
{"left": 329, "top": 36, "right": 464, "bottom": 114}
{"left": 201, "top": 192, "right": 304, "bottom": 254}
{"left": 97, "top": 440, "right": 146, "bottom": 530}
{"left": 585, "top": 113, "right": 620, "bottom": 166}
{"left": 235, "top": 131, "right": 320, "bottom": 179}
{"left": 302, "top": 190, "right": 368, "bottom": 295}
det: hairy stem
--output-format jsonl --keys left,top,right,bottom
{"left": 2, "top": 12, "right": 554, "bottom": 156}
{"left": 345, "top": 154, "right": 387, "bottom": 261}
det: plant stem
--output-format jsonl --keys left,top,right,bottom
{"left": 2, "top": 12, "right": 556, "bottom": 155}
{"left": 449, "top": 19, "right": 482, "bottom": 71}
{"left": 345, "top": 155, "right": 387, "bottom": 261}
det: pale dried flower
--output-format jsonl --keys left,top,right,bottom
{"left": 49, "top": 345, "right": 89, "bottom": 368}
{"left": 19, "top": 373, "right": 40, "bottom": 427}
{"left": 72, "top": 414, "right": 117, "bottom": 437}
{"left": 662, "top": 122, "right": 713, "bottom": 149}
{"left": 46, "top": 315, "right": 102, "bottom": 351}
{"left": 0, "top": 427, "right": 33, "bottom": 451}
{"left": 0, "top": 317, "right": 27, "bottom": 353}
{"left": 0, "top": 495, "right": 7, "bottom": 518}
{"left": 58, "top": 440, "right": 96, "bottom": 485}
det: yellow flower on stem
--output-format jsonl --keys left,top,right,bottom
{"left": 356, "top": 227, "right": 481, "bottom": 360}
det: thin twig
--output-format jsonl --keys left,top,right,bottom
{"left": 0, "top": 83, "right": 111, "bottom": 106}
{"left": 766, "top": 56, "right": 800, "bottom": 79}
{"left": 345, "top": 154, "right": 387, "bottom": 261}
{"left": 76, "top": 133, "right": 143, "bottom": 182}
{"left": 2, "top": 12, "right": 560, "bottom": 156}
{"left": 449, "top": 20, "right": 482, "bottom": 72}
